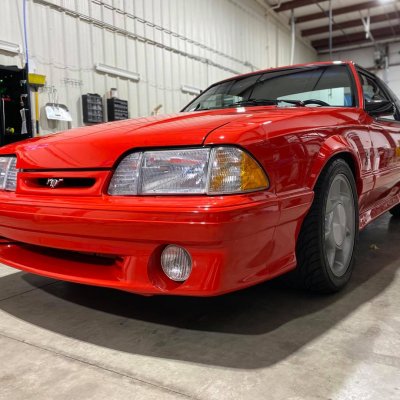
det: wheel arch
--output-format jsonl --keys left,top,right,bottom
{"left": 306, "top": 136, "right": 363, "bottom": 196}
{"left": 293, "top": 145, "right": 360, "bottom": 293}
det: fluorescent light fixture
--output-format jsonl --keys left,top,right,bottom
{"left": 95, "top": 63, "right": 140, "bottom": 81}
{"left": 0, "top": 40, "right": 21, "bottom": 54}
{"left": 181, "top": 85, "right": 202, "bottom": 96}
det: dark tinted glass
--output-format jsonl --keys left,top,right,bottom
{"left": 252, "top": 66, "right": 354, "bottom": 106}
{"left": 182, "top": 65, "right": 355, "bottom": 111}
{"left": 377, "top": 77, "right": 400, "bottom": 121}
{"left": 357, "top": 71, "right": 399, "bottom": 121}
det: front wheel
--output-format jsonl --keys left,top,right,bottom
{"left": 292, "top": 159, "right": 359, "bottom": 293}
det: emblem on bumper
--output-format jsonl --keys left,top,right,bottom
{"left": 46, "top": 178, "right": 64, "bottom": 188}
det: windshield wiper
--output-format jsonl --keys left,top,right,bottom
{"left": 191, "top": 100, "right": 275, "bottom": 111}
{"left": 277, "top": 99, "right": 305, "bottom": 106}
{"left": 229, "top": 99, "right": 278, "bottom": 107}
{"left": 193, "top": 98, "right": 306, "bottom": 111}
{"left": 230, "top": 99, "right": 306, "bottom": 107}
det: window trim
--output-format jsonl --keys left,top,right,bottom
{"left": 356, "top": 66, "right": 400, "bottom": 123}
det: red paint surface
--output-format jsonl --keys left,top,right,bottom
{"left": 0, "top": 61, "right": 398, "bottom": 296}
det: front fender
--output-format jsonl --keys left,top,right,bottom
{"left": 306, "top": 135, "right": 363, "bottom": 192}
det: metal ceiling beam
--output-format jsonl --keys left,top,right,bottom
{"left": 302, "top": 11, "right": 400, "bottom": 36}
{"left": 274, "top": 0, "right": 326, "bottom": 12}
{"left": 318, "top": 36, "right": 400, "bottom": 54}
{"left": 296, "top": 0, "right": 395, "bottom": 23}
{"left": 312, "top": 25, "right": 400, "bottom": 49}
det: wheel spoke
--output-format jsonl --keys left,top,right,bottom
{"left": 336, "top": 246, "right": 348, "bottom": 274}
{"left": 325, "top": 225, "right": 336, "bottom": 247}
{"left": 326, "top": 199, "right": 340, "bottom": 214}
{"left": 327, "top": 245, "right": 336, "bottom": 268}
{"left": 325, "top": 211, "right": 333, "bottom": 236}
{"left": 341, "top": 194, "right": 352, "bottom": 208}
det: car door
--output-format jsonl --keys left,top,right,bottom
{"left": 357, "top": 69, "right": 400, "bottom": 205}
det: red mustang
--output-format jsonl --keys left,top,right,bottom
{"left": 0, "top": 61, "right": 398, "bottom": 296}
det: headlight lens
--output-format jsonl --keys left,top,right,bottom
{"left": 108, "top": 153, "right": 142, "bottom": 195}
{"left": 0, "top": 156, "right": 18, "bottom": 191}
{"left": 141, "top": 149, "right": 209, "bottom": 194}
{"left": 208, "top": 147, "right": 268, "bottom": 194}
{"left": 108, "top": 146, "right": 268, "bottom": 196}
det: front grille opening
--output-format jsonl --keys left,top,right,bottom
{"left": 33, "top": 177, "right": 96, "bottom": 189}
{"left": 25, "top": 244, "right": 122, "bottom": 266}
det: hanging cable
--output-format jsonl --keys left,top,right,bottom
{"left": 329, "top": 0, "right": 333, "bottom": 60}
{"left": 290, "top": 9, "right": 295, "bottom": 65}
{"left": 22, "top": 0, "right": 29, "bottom": 69}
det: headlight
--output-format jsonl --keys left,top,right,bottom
{"left": 141, "top": 149, "right": 209, "bottom": 194}
{"left": 0, "top": 156, "right": 18, "bottom": 191}
{"left": 208, "top": 147, "right": 268, "bottom": 194}
{"left": 108, "top": 146, "right": 268, "bottom": 196}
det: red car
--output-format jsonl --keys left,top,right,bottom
{"left": 0, "top": 61, "right": 398, "bottom": 296}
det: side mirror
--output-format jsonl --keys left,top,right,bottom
{"left": 365, "top": 99, "right": 394, "bottom": 117}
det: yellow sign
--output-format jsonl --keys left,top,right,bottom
{"left": 28, "top": 73, "right": 46, "bottom": 87}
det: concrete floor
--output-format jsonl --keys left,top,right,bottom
{"left": 0, "top": 214, "right": 400, "bottom": 399}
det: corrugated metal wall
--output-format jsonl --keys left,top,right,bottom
{"left": 0, "top": 0, "right": 316, "bottom": 134}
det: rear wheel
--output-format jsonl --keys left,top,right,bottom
{"left": 292, "top": 159, "right": 359, "bottom": 293}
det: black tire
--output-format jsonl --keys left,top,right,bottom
{"left": 290, "top": 159, "right": 359, "bottom": 293}
{"left": 390, "top": 204, "right": 400, "bottom": 217}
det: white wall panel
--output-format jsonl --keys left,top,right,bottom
{"left": 0, "top": 0, "right": 316, "bottom": 134}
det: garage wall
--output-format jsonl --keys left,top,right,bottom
{"left": 319, "top": 43, "right": 400, "bottom": 98}
{"left": 0, "top": 0, "right": 316, "bottom": 134}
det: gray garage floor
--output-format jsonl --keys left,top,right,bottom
{"left": 0, "top": 213, "right": 400, "bottom": 400}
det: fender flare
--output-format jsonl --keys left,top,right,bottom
{"left": 306, "top": 135, "right": 363, "bottom": 193}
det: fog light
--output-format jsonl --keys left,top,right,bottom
{"left": 161, "top": 245, "right": 192, "bottom": 282}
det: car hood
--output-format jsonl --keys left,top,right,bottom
{"left": 4, "top": 111, "right": 246, "bottom": 169}
{"left": 2, "top": 107, "right": 350, "bottom": 170}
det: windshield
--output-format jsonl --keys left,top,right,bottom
{"left": 182, "top": 65, "right": 356, "bottom": 112}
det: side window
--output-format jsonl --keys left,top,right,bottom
{"left": 378, "top": 78, "right": 400, "bottom": 121}
{"left": 358, "top": 72, "right": 398, "bottom": 121}
{"left": 359, "top": 74, "right": 387, "bottom": 101}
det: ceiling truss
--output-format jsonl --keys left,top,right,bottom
{"left": 272, "top": 0, "right": 400, "bottom": 52}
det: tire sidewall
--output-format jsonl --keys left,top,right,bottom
{"left": 318, "top": 160, "right": 359, "bottom": 290}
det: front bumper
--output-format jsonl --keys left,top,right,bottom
{"left": 0, "top": 190, "right": 313, "bottom": 296}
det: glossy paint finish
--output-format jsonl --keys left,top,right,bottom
{"left": 0, "top": 61, "right": 399, "bottom": 296}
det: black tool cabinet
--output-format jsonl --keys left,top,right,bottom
{"left": 107, "top": 98, "right": 128, "bottom": 121}
{"left": 82, "top": 93, "right": 103, "bottom": 124}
